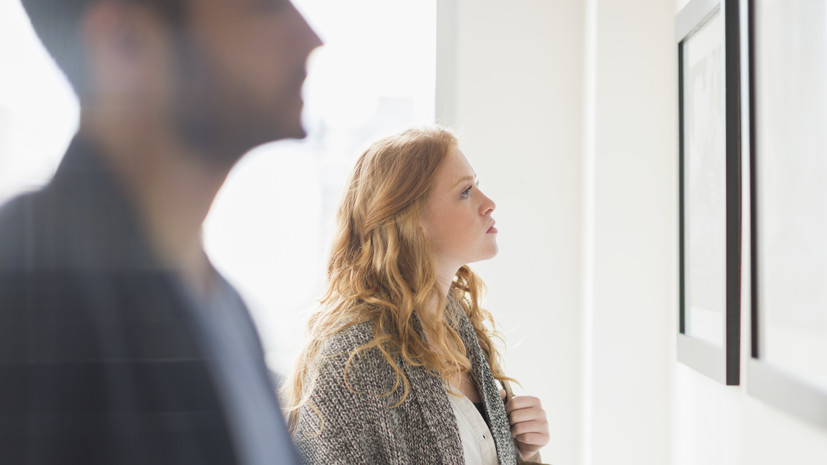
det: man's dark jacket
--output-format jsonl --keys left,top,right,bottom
{"left": 0, "top": 137, "right": 299, "bottom": 464}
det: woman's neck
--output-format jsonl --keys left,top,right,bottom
{"left": 434, "top": 261, "right": 461, "bottom": 303}
{"left": 422, "top": 271, "right": 455, "bottom": 321}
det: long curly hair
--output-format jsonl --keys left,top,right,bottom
{"left": 282, "top": 127, "right": 510, "bottom": 432}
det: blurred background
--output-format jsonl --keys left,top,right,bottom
{"left": 2, "top": 0, "right": 826, "bottom": 464}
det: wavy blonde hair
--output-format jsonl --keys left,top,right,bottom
{"left": 283, "top": 127, "right": 510, "bottom": 432}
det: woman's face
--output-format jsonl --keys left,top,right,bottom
{"left": 421, "top": 146, "right": 498, "bottom": 272}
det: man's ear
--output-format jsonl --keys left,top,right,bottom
{"left": 80, "top": 1, "right": 171, "bottom": 96}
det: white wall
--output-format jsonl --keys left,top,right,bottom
{"left": 437, "top": 1, "right": 586, "bottom": 464}
{"left": 672, "top": 1, "right": 827, "bottom": 464}
{"left": 437, "top": 0, "right": 675, "bottom": 463}
{"left": 583, "top": 0, "right": 676, "bottom": 464}
{"left": 439, "top": 0, "right": 827, "bottom": 464}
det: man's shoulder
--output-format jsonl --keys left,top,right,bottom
{"left": 0, "top": 183, "right": 186, "bottom": 334}
{"left": 0, "top": 188, "right": 52, "bottom": 266}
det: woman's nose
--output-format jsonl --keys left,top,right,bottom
{"left": 480, "top": 194, "right": 495, "bottom": 215}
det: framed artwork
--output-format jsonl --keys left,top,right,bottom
{"left": 747, "top": 0, "right": 827, "bottom": 427}
{"left": 676, "top": 0, "right": 741, "bottom": 385}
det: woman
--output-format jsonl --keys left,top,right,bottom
{"left": 283, "top": 127, "right": 549, "bottom": 465}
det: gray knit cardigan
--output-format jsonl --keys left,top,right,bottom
{"left": 292, "top": 297, "right": 520, "bottom": 465}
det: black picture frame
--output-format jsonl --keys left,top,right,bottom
{"left": 747, "top": 0, "right": 827, "bottom": 428}
{"left": 676, "top": 0, "right": 741, "bottom": 385}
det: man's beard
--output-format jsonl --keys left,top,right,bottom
{"left": 168, "top": 35, "right": 304, "bottom": 167}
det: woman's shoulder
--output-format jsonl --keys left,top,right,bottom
{"left": 317, "top": 319, "right": 375, "bottom": 358}
{"left": 311, "top": 319, "right": 393, "bottom": 377}
{"left": 307, "top": 318, "right": 407, "bottom": 403}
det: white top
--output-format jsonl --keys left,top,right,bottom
{"left": 446, "top": 388, "right": 499, "bottom": 465}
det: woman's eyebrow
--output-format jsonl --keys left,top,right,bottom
{"left": 452, "top": 175, "right": 477, "bottom": 187}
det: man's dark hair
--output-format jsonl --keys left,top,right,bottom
{"left": 21, "top": 0, "right": 185, "bottom": 97}
{"left": 21, "top": 1, "right": 91, "bottom": 94}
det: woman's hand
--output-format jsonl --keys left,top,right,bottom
{"left": 500, "top": 389, "right": 549, "bottom": 461}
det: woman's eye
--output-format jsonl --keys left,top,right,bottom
{"left": 461, "top": 186, "right": 472, "bottom": 198}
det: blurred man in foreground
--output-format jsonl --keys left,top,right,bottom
{"left": 0, "top": 1, "right": 321, "bottom": 463}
